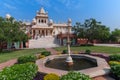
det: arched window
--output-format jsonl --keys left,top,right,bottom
{"left": 39, "top": 19, "right": 40, "bottom": 23}
{"left": 41, "top": 19, "right": 44, "bottom": 23}
{"left": 45, "top": 20, "right": 46, "bottom": 23}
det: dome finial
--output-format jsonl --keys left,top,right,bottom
{"left": 6, "top": 14, "right": 11, "bottom": 19}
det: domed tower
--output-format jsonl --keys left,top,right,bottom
{"left": 35, "top": 7, "right": 48, "bottom": 25}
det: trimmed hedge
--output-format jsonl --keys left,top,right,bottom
{"left": 109, "top": 54, "right": 120, "bottom": 61}
{"left": 109, "top": 61, "right": 120, "bottom": 78}
{"left": 41, "top": 51, "right": 51, "bottom": 56}
{"left": 62, "top": 50, "right": 68, "bottom": 54}
{"left": 18, "top": 55, "right": 37, "bottom": 64}
{"left": 0, "top": 63, "right": 38, "bottom": 80}
{"left": 85, "top": 49, "right": 91, "bottom": 54}
{"left": 60, "top": 71, "right": 91, "bottom": 80}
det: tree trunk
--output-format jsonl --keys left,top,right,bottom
{"left": 0, "top": 41, "right": 3, "bottom": 52}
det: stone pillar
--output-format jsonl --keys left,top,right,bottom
{"left": 32, "top": 29, "right": 33, "bottom": 39}
{"left": 44, "top": 29, "right": 46, "bottom": 37}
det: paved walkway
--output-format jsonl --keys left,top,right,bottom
{"left": 0, "top": 59, "right": 17, "bottom": 70}
{"left": 45, "top": 48, "right": 58, "bottom": 55}
{"left": 93, "top": 75, "right": 115, "bottom": 80}
{"left": 94, "top": 44, "right": 120, "bottom": 47}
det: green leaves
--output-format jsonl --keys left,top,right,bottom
{"left": 41, "top": 51, "right": 51, "bottom": 56}
{"left": 18, "top": 55, "right": 37, "bottom": 64}
{"left": 0, "top": 63, "right": 38, "bottom": 80}
{"left": 109, "top": 54, "right": 120, "bottom": 61}
{"left": 60, "top": 71, "right": 91, "bottom": 80}
{"left": 0, "top": 16, "right": 28, "bottom": 50}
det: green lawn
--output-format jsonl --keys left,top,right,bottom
{"left": 54, "top": 46, "right": 120, "bottom": 54}
{"left": 0, "top": 48, "right": 46, "bottom": 63}
{"left": 0, "top": 46, "right": 120, "bottom": 63}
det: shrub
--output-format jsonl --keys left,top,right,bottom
{"left": 37, "top": 54, "right": 46, "bottom": 59}
{"left": 80, "top": 44, "right": 94, "bottom": 46}
{"left": 109, "top": 61, "right": 120, "bottom": 65}
{"left": 41, "top": 51, "right": 51, "bottom": 56}
{"left": 0, "top": 63, "right": 38, "bottom": 80}
{"left": 85, "top": 49, "right": 91, "bottom": 54}
{"left": 18, "top": 55, "right": 37, "bottom": 64}
{"left": 60, "top": 71, "right": 91, "bottom": 80}
{"left": 109, "top": 54, "right": 120, "bottom": 61}
{"left": 110, "top": 62, "right": 120, "bottom": 77}
{"left": 44, "top": 73, "right": 60, "bottom": 80}
{"left": 62, "top": 50, "right": 68, "bottom": 54}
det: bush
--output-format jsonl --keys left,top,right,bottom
{"left": 109, "top": 54, "right": 120, "bottom": 61}
{"left": 110, "top": 62, "right": 120, "bottom": 77}
{"left": 44, "top": 73, "right": 60, "bottom": 80}
{"left": 37, "top": 54, "right": 46, "bottom": 59}
{"left": 18, "top": 55, "right": 37, "bottom": 64}
{"left": 109, "top": 61, "right": 120, "bottom": 65}
{"left": 62, "top": 50, "right": 68, "bottom": 54}
{"left": 0, "top": 63, "right": 38, "bottom": 80}
{"left": 80, "top": 44, "right": 94, "bottom": 46}
{"left": 41, "top": 51, "right": 51, "bottom": 56}
{"left": 85, "top": 49, "right": 91, "bottom": 54}
{"left": 60, "top": 71, "right": 91, "bottom": 80}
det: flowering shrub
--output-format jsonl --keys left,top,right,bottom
{"left": 109, "top": 61, "right": 120, "bottom": 65}
{"left": 44, "top": 73, "right": 60, "bottom": 80}
{"left": 60, "top": 71, "right": 91, "bottom": 80}
{"left": 37, "top": 54, "right": 46, "bottom": 59}
{"left": 0, "top": 63, "right": 38, "bottom": 80}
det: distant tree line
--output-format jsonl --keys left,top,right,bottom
{"left": 0, "top": 16, "right": 28, "bottom": 52}
{"left": 72, "top": 18, "right": 120, "bottom": 43}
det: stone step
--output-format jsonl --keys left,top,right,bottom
{"left": 29, "top": 37, "right": 60, "bottom": 48}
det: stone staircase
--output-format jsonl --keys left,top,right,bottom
{"left": 29, "top": 37, "right": 60, "bottom": 48}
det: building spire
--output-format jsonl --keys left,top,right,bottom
{"left": 39, "top": 7, "right": 45, "bottom": 14}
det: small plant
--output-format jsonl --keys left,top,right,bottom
{"left": 110, "top": 62, "right": 120, "bottom": 78}
{"left": 37, "top": 54, "right": 46, "bottom": 59}
{"left": 109, "top": 54, "right": 120, "bottom": 61}
{"left": 18, "top": 55, "right": 37, "bottom": 64}
{"left": 44, "top": 73, "right": 60, "bottom": 80}
{"left": 85, "top": 49, "right": 91, "bottom": 54}
{"left": 0, "top": 63, "right": 38, "bottom": 80}
{"left": 60, "top": 71, "right": 91, "bottom": 80}
{"left": 41, "top": 51, "right": 51, "bottom": 56}
{"left": 109, "top": 61, "right": 120, "bottom": 65}
{"left": 62, "top": 50, "right": 68, "bottom": 54}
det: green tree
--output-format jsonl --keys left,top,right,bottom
{"left": 72, "top": 18, "right": 110, "bottom": 43}
{"left": 0, "top": 16, "right": 28, "bottom": 51}
{"left": 110, "top": 29, "right": 120, "bottom": 43}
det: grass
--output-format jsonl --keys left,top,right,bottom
{"left": 0, "top": 46, "right": 120, "bottom": 63}
{"left": 54, "top": 46, "right": 120, "bottom": 54}
{"left": 0, "top": 48, "right": 46, "bottom": 63}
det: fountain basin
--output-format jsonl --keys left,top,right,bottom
{"left": 36, "top": 54, "right": 110, "bottom": 77}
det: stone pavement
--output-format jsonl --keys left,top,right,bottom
{"left": 0, "top": 59, "right": 17, "bottom": 70}
{"left": 93, "top": 75, "right": 115, "bottom": 80}
{"left": 45, "top": 48, "right": 58, "bottom": 55}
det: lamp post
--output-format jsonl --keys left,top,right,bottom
{"left": 66, "top": 18, "right": 73, "bottom": 67}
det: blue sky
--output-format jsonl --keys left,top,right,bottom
{"left": 0, "top": 0, "right": 120, "bottom": 31}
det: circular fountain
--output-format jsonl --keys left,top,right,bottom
{"left": 36, "top": 19, "right": 110, "bottom": 77}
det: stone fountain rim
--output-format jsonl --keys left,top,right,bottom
{"left": 36, "top": 54, "right": 110, "bottom": 78}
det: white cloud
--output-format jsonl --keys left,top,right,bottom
{"left": 58, "top": 0, "right": 81, "bottom": 9}
{"left": 3, "top": 3, "right": 16, "bottom": 9}
{"left": 35, "top": 0, "right": 51, "bottom": 7}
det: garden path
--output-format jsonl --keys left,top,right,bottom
{"left": 0, "top": 59, "right": 17, "bottom": 70}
